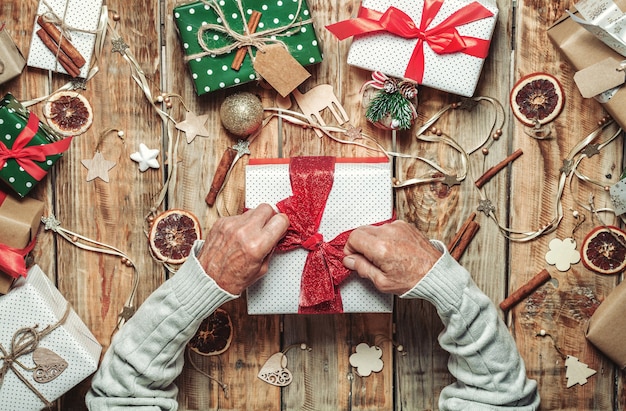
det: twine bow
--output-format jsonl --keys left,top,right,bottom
{"left": 0, "top": 112, "right": 73, "bottom": 182}
{"left": 185, "top": 0, "right": 313, "bottom": 61}
{"left": 275, "top": 157, "right": 394, "bottom": 313}
{"left": 0, "top": 304, "right": 70, "bottom": 407}
{"left": 326, "top": 0, "right": 494, "bottom": 83}
{"left": 39, "top": 0, "right": 99, "bottom": 41}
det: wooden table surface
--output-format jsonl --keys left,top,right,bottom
{"left": 1, "top": 0, "right": 624, "bottom": 409}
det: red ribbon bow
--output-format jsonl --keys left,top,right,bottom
{"left": 326, "top": 0, "right": 494, "bottom": 83}
{"left": 275, "top": 157, "right": 393, "bottom": 314}
{"left": 0, "top": 112, "right": 73, "bottom": 182}
{"left": 0, "top": 191, "right": 36, "bottom": 279}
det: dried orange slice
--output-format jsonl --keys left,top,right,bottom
{"left": 149, "top": 209, "right": 201, "bottom": 264}
{"left": 188, "top": 308, "right": 233, "bottom": 356}
{"left": 580, "top": 226, "right": 626, "bottom": 275}
{"left": 43, "top": 91, "right": 93, "bottom": 137}
{"left": 510, "top": 73, "right": 564, "bottom": 127}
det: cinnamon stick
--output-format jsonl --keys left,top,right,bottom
{"left": 36, "top": 29, "right": 81, "bottom": 77}
{"left": 499, "top": 269, "right": 551, "bottom": 311}
{"left": 231, "top": 11, "right": 262, "bottom": 71}
{"left": 474, "top": 148, "right": 523, "bottom": 189}
{"left": 205, "top": 147, "right": 238, "bottom": 206}
{"left": 37, "top": 15, "right": 86, "bottom": 68}
{"left": 449, "top": 221, "right": 480, "bottom": 261}
{"left": 447, "top": 212, "right": 476, "bottom": 252}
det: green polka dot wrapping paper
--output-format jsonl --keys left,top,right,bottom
{"left": 327, "top": 0, "right": 498, "bottom": 97}
{"left": 173, "top": 0, "right": 324, "bottom": 95}
{"left": 245, "top": 157, "right": 394, "bottom": 315}
{"left": 0, "top": 265, "right": 102, "bottom": 411}
{"left": 0, "top": 94, "right": 70, "bottom": 197}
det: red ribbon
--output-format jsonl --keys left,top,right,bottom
{"left": 0, "top": 190, "right": 36, "bottom": 278}
{"left": 326, "top": 0, "right": 494, "bottom": 83}
{"left": 0, "top": 112, "right": 73, "bottom": 182}
{"left": 275, "top": 157, "right": 394, "bottom": 314}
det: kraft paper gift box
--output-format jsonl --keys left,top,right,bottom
{"left": 326, "top": 0, "right": 499, "bottom": 97}
{"left": 245, "top": 157, "right": 394, "bottom": 314}
{"left": 0, "top": 190, "right": 44, "bottom": 294}
{"left": 0, "top": 93, "right": 72, "bottom": 197}
{"left": 586, "top": 279, "right": 626, "bottom": 368}
{"left": 173, "top": 0, "right": 323, "bottom": 95}
{"left": 27, "top": 0, "right": 103, "bottom": 78}
{"left": 0, "top": 24, "right": 26, "bottom": 85}
{"left": 0, "top": 265, "right": 102, "bottom": 410}
{"left": 548, "top": 0, "right": 626, "bottom": 130}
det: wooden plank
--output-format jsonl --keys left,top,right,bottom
{"left": 393, "top": 0, "right": 513, "bottom": 408}
{"left": 511, "top": 0, "right": 621, "bottom": 409}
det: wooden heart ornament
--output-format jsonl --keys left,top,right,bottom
{"left": 257, "top": 352, "right": 293, "bottom": 386}
{"left": 32, "top": 347, "right": 68, "bottom": 383}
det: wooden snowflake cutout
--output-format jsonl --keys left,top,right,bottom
{"left": 349, "top": 343, "right": 383, "bottom": 377}
{"left": 545, "top": 238, "right": 581, "bottom": 271}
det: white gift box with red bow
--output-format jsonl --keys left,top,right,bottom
{"left": 328, "top": 0, "right": 498, "bottom": 96}
{"left": 245, "top": 158, "right": 394, "bottom": 315}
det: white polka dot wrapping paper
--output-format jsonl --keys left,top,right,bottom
{"left": 335, "top": 0, "right": 498, "bottom": 97}
{"left": 173, "top": 0, "right": 323, "bottom": 95}
{"left": 26, "top": 0, "right": 103, "bottom": 78}
{"left": 0, "top": 265, "right": 102, "bottom": 411}
{"left": 245, "top": 158, "right": 394, "bottom": 314}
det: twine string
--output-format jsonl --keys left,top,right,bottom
{"left": 185, "top": 0, "right": 312, "bottom": 61}
{"left": 0, "top": 304, "right": 71, "bottom": 407}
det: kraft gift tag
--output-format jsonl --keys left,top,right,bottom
{"left": 573, "top": 56, "right": 626, "bottom": 98}
{"left": 254, "top": 44, "right": 311, "bottom": 97}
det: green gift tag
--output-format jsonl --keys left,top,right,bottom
{"left": 0, "top": 93, "right": 66, "bottom": 197}
{"left": 174, "top": 0, "right": 323, "bottom": 95}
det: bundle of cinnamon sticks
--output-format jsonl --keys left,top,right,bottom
{"left": 35, "top": 15, "right": 86, "bottom": 77}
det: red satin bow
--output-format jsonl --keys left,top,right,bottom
{"left": 0, "top": 112, "right": 73, "bottom": 181}
{"left": 326, "top": 0, "right": 494, "bottom": 83}
{"left": 275, "top": 157, "right": 393, "bottom": 314}
{"left": 0, "top": 190, "right": 36, "bottom": 278}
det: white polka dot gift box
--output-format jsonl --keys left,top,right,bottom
{"left": 173, "top": 0, "right": 323, "bottom": 96}
{"left": 326, "top": 0, "right": 498, "bottom": 97}
{"left": 245, "top": 157, "right": 394, "bottom": 314}
{"left": 0, "top": 94, "right": 72, "bottom": 197}
{"left": 0, "top": 265, "right": 102, "bottom": 411}
{"left": 26, "top": 0, "right": 104, "bottom": 79}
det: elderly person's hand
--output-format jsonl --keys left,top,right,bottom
{"left": 343, "top": 220, "right": 442, "bottom": 295}
{"left": 197, "top": 204, "right": 289, "bottom": 295}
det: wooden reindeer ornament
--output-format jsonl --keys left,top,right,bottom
{"left": 292, "top": 84, "right": 349, "bottom": 136}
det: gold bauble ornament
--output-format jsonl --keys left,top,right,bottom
{"left": 219, "top": 92, "right": 264, "bottom": 137}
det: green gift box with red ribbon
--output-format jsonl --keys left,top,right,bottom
{"left": 0, "top": 93, "right": 72, "bottom": 197}
{"left": 326, "top": 0, "right": 498, "bottom": 97}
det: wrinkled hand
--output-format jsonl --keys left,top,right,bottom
{"left": 197, "top": 204, "right": 289, "bottom": 295}
{"left": 343, "top": 220, "right": 442, "bottom": 295}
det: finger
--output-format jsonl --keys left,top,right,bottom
{"left": 262, "top": 213, "right": 290, "bottom": 241}
{"left": 344, "top": 225, "right": 376, "bottom": 255}
{"left": 343, "top": 253, "right": 383, "bottom": 281}
{"left": 247, "top": 203, "right": 278, "bottom": 223}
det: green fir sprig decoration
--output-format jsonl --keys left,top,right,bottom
{"left": 365, "top": 78, "right": 418, "bottom": 130}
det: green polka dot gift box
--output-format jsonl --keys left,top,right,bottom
{"left": 173, "top": 0, "right": 323, "bottom": 95}
{"left": 0, "top": 94, "right": 72, "bottom": 197}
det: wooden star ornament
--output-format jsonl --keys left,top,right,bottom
{"left": 176, "top": 111, "right": 210, "bottom": 143}
{"left": 81, "top": 151, "right": 116, "bottom": 182}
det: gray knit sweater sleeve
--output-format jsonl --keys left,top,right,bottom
{"left": 86, "top": 240, "right": 237, "bottom": 411}
{"left": 401, "top": 240, "right": 540, "bottom": 410}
